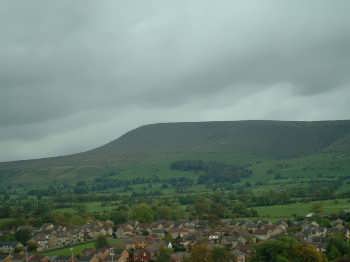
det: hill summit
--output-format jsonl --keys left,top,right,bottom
{"left": 1, "top": 120, "right": 350, "bottom": 186}
{"left": 96, "top": 120, "right": 350, "bottom": 157}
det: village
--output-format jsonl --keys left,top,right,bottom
{"left": 1, "top": 213, "right": 349, "bottom": 262}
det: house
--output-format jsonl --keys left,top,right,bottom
{"left": 150, "top": 229, "right": 165, "bottom": 239}
{"left": 208, "top": 234, "right": 220, "bottom": 242}
{"left": 145, "top": 242, "right": 163, "bottom": 261}
{"left": 32, "top": 233, "right": 49, "bottom": 251}
{"left": 47, "top": 235, "right": 60, "bottom": 249}
{"left": 307, "top": 236, "right": 327, "bottom": 253}
{"left": 129, "top": 248, "right": 151, "bottom": 262}
{"left": 28, "top": 254, "right": 48, "bottom": 262}
{"left": 117, "top": 250, "right": 129, "bottom": 262}
{"left": 264, "top": 224, "right": 287, "bottom": 238}
{"left": 89, "top": 249, "right": 110, "bottom": 262}
{"left": 305, "top": 213, "right": 314, "bottom": 218}
{"left": 0, "top": 242, "right": 18, "bottom": 254}
{"left": 50, "top": 255, "right": 71, "bottom": 262}
{"left": 170, "top": 252, "right": 188, "bottom": 262}
{"left": 252, "top": 223, "right": 287, "bottom": 241}
{"left": 253, "top": 229, "right": 270, "bottom": 241}
{"left": 345, "top": 229, "right": 350, "bottom": 240}
{"left": 233, "top": 250, "right": 246, "bottom": 262}
{"left": 221, "top": 233, "right": 248, "bottom": 249}
{"left": 1, "top": 255, "right": 13, "bottom": 262}
{"left": 301, "top": 222, "right": 327, "bottom": 241}
{"left": 234, "top": 244, "right": 252, "bottom": 262}
{"left": 116, "top": 224, "right": 135, "bottom": 238}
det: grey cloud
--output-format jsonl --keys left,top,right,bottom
{"left": 0, "top": 0, "right": 350, "bottom": 161}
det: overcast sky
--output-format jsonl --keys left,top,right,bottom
{"left": 1, "top": 0, "right": 350, "bottom": 161}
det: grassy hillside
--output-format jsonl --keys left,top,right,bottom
{"left": 97, "top": 120, "right": 350, "bottom": 156}
{"left": 1, "top": 120, "right": 350, "bottom": 187}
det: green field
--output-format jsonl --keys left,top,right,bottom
{"left": 2, "top": 120, "right": 350, "bottom": 227}
{"left": 254, "top": 199, "right": 350, "bottom": 218}
{"left": 0, "top": 218, "right": 22, "bottom": 230}
{"left": 42, "top": 239, "right": 123, "bottom": 257}
{"left": 42, "top": 242, "right": 96, "bottom": 257}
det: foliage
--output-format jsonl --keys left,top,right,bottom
{"left": 15, "top": 227, "right": 32, "bottom": 245}
{"left": 27, "top": 240, "right": 38, "bottom": 252}
{"left": 110, "top": 210, "right": 128, "bottom": 225}
{"left": 0, "top": 205, "right": 11, "bottom": 218}
{"left": 188, "top": 243, "right": 213, "bottom": 262}
{"left": 326, "top": 234, "right": 350, "bottom": 261}
{"left": 211, "top": 246, "right": 235, "bottom": 262}
{"left": 95, "top": 235, "right": 109, "bottom": 250}
{"left": 171, "top": 160, "right": 252, "bottom": 184}
{"left": 312, "top": 203, "right": 324, "bottom": 215}
{"left": 156, "top": 247, "right": 172, "bottom": 262}
{"left": 130, "top": 203, "right": 154, "bottom": 223}
{"left": 251, "top": 237, "right": 327, "bottom": 262}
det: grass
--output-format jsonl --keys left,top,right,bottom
{"left": 0, "top": 218, "right": 14, "bottom": 226}
{"left": 254, "top": 199, "right": 350, "bottom": 218}
{"left": 0, "top": 218, "right": 19, "bottom": 230}
{"left": 54, "top": 201, "right": 119, "bottom": 214}
{"left": 42, "top": 241, "right": 96, "bottom": 257}
{"left": 42, "top": 239, "right": 123, "bottom": 257}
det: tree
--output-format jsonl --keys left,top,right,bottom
{"left": 326, "top": 234, "right": 350, "bottom": 261}
{"left": 156, "top": 206, "right": 173, "bottom": 220}
{"left": 74, "top": 181, "right": 89, "bottom": 194}
{"left": 110, "top": 210, "right": 128, "bottom": 225}
{"left": 295, "top": 244, "right": 328, "bottom": 262}
{"left": 131, "top": 203, "right": 154, "bottom": 223}
{"left": 189, "top": 243, "right": 213, "bottom": 262}
{"left": 251, "top": 237, "right": 326, "bottom": 262}
{"left": 95, "top": 235, "right": 109, "bottom": 250}
{"left": 194, "top": 197, "right": 211, "bottom": 219}
{"left": 156, "top": 247, "right": 172, "bottom": 262}
{"left": 27, "top": 240, "right": 38, "bottom": 252}
{"left": 74, "top": 204, "right": 87, "bottom": 215}
{"left": 311, "top": 203, "right": 324, "bottom": 215}
{"left": 15, "top": 227, "right": 32, "bottom": 245}
{"left": 211, "top": 246, "right": 234, "bottom": 262}
{"left": 0, "top": 205, "right": 11, "bottom": 218}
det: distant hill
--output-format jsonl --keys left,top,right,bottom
{"left": 1, "top": 120, "right": 350, "bottom": 186}
{"left": 96, "top": 120, "right": 350, "bottom": 157}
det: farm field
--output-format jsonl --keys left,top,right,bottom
{"left": 254, "top": 198, "right": 350, "bottom": 218}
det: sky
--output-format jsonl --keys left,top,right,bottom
{"left": 1, "top": 0, "right": 350, "bottom": 161}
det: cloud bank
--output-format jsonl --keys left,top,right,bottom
{"left": 1, "top": 0, "right": 349, "bottom": 161}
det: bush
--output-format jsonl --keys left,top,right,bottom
{"left": 95, "top": 235, "right": 109, "bottom": 250}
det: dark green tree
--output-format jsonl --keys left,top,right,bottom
{"left": 156, "top": 247, "right": 172, "bottom": 262}
{"left": 326, "top": 234, "right": 350, "bottom": 261}
{"left": 110, "top": 210, "right": 128, "bottom": 225}
{"left": 15, "top": 227, "right": 32, "bottom": 245}
{"left": 212, "top": 246, "right": 234, "bottom": 262}
{"left": 95, "top": 235, "right": 109, "bottom": 250}
{"left": 130, "top": 203, "right": 154, "bottom": 223}
{"left": 251, "top": 237, "right": 327, "bottom": 262}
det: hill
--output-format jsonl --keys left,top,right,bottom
{"left": 97, "top": 120, "right": 350, "bottom": 156}
{"left": 1, "top": 120, "right": 350, "bottom": 187}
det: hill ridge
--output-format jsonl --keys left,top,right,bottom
{"left": 1, "top": 120, "right": 350, "bottom": 186}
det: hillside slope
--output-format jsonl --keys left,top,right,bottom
{"left": 97, "top": 120, "right": 350, "bottom": 157}
{"left": 1, "top": 120, "right": 350, "bottom": 186}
